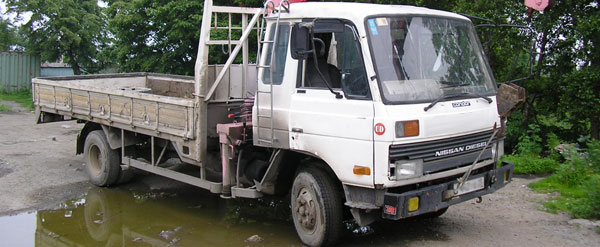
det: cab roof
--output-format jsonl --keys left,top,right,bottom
{"left": 278, "top": 2, "right": 470, "bottom": 22}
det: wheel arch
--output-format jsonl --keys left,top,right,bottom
{"left": 77, "top": 122, "right": 143, "bottom": 155}
{"left": 76, "top": 122, "right": 103, "bottom": 155}
{"left": 260, "top": 150, "right": 343, "bottom": 197}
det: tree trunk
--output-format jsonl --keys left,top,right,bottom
{"left": 67, "top": 49, "right": 82, "bottom": 75}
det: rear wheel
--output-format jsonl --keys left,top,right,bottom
{"left": 84, "top": 130, "right": 120, "bottom": 186}
{"left": 291, "top": 165, "right": 343, "bottom": 247}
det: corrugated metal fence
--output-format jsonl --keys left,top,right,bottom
{"left": 0, "top": 52, "right": 41, "bottom": 92}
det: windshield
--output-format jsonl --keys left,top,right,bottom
{"left": 366, "top": 16, "right": 496, "bottom": 104}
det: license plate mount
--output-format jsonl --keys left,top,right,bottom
{"left": 453, "top": 176, "right": 485, "bottom": 196}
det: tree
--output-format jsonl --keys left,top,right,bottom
{"left": 0, "top": 18, "right": 24, "bottom": 51}
{"left": 5, "top": 0, "right": 107, "bottom": 75}
{"left": 104, "top": 0, "right": 252, "bottom": 75}
{"left": 104, "top": 0, "right": 204, "bottom": 75}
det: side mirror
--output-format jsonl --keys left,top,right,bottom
{"left": 291, "top": 24, "right": 310, "bottom": 60}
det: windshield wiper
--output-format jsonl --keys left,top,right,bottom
{"left": 424, "top": 93, "right": 463, "bottom": 112}
{"left": 424, "top": 92, "right": 493, "bottom": 112}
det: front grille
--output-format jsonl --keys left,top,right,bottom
{"left": 390, "top": 130, "right": 496, "bottom": 174}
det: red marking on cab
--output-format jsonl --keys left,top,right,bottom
{"left": 374, "top": 123, "right": 386, "bottom": 135}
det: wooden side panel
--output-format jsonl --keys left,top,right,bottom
{"left": 132, "top": 99, "right": 158, "bottom": 128}
{"left": 158, "top": 104, "right": 189, "bottom": 135}
{"left": 32, "top": 77, "right": 197, "bottom": 155}
{"left": 110, "top": 96, "right": 132, "bottom": 122}
{"left": 90, "top": 92, "right": 110, "bottom": 119}
{"left": 71, "top": 90, "right": 89, "bottom": 115}
{"left": 37, "top": 85, "right": 55, "bottom": 108}
{"left": 54, "top": 87, "right": 71, "bottom": 112}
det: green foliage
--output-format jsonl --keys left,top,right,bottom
{"left": 529, "top": 140, "right": 600, "bottom": 219}
{"left": 0, "top": 90, "right": 33, "bottom": 110}
{"left": 104, "top": 0, "right": 259, "bottom": 75}
{"left": 515, "top": 124, "right": 543, "bottom": 155}
{"left": 570, "top": 176, "right": 600, "bottom": 219}
{"left": 502, "top": 154, "right": 558, "bottom": 174}
{"left": 531, "top": 175, "right": 600, "bottom": 220}
{"left": 0, "top": 104, "right": 12, "bottom": 112}
{"left": 104, "top": 0, "right": 204, "bottom": 75}
{"left": 5, "top": 0, "right": 108, "bottom": 74}
{"left": 555, "top": 162, "right": 588, "bottom": 187}
{"left": 0, "top": 18, "right": 24, "bottom": 51}
{"left": 586, "top": 139, "right": 600, "bottom": 173}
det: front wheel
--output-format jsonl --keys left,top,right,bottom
{"left": 291, "top": 165, "right": 343, "bottom": 247}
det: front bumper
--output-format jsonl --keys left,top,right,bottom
{"left": 382, "top": 161, "right": 514, "bottom": 220}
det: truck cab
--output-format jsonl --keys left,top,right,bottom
{"left": 253, "top": 2, "right": 513, "bottom": 245}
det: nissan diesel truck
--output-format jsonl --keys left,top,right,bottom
{"left": 33, "top": 1, "right": 521, "bottom": 246}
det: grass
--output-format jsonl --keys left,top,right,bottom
{"left": 529, "top": 175, "right": 587, "bottom": 214}
{"left": 0, "top": 90, "right": 34, "bottom": 110}
{"left": 502, "top": 154, "right": 559, "bottom": 174}
{"left": 0, "top": 103, "right": 12, "bottom": 112}
{"left": 529, "top": 174, "right": 600, "bottom": 219}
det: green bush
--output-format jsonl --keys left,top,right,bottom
{"left": 0, "top": 104, "right": 12, "bottom": 112}
{"left": 587, "top": 140, "right": 600, "bottom": 173}
{"left": 555, "top": 162, "right": 588, "bottom": 186}
{"left": 529, "top": 140, "right": 600, "bottom": 220}
{"left": 514, "top": 124, "right": 543, "bottom": 155}
{"left": 571, "top": 175, "right": 600, "bottom": 219}
{"left": 502, "top": 154, "right": 559, "bottom": 174}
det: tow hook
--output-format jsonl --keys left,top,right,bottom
{"left": 476, "top": 196, "right": 483, "bottom": 203}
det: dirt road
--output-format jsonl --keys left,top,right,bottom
{"left": 0, "top": 111, "right": 598, "bottom": 246}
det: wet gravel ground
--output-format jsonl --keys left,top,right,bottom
{"left": 0, "top": 111, "right": 599, "bottom": 246}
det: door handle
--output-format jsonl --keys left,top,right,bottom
{"left": 292, "top": 128, "right": 303, "bottom": 133}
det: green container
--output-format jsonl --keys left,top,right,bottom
{"left": 0, "top": 52, "right": 41, "bottom": 92}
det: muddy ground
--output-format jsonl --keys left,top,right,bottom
{"left": 1, "top": 110, "right": 599, "bottom": 246}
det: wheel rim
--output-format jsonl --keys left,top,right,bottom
{"left": 295, "top": 187, "right": 318, "bottom": 234}
{"left": 88, "top": 144, "right": 103, "bottom": 176}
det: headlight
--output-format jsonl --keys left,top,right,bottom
{"left": 395, "top": 120, "right": 419, "bottom": 138}
{"left": 492, "top": 139, "right": 505, "bottom": 159}
{"left": 390, "top": 159, "right": 423, "bottom": 180}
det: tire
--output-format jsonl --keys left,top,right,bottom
{"left": 291, "top": 165, "right": 343, "bottom": 247}
{"left": 84, "top": 130, "right": 120, "bottom": 186}
{"left": 116, "top": 167, "right": 135, "bottom": 184}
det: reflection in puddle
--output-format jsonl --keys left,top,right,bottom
{"left": 34, "top": 187, "right": 300, "bottom": 246}
{"left": 0, "top": 185, "right": 451, "bottom": 246}
{"left": 0, "top": 212, "right": 36, "bottom": 246}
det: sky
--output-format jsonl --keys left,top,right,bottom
{"left": 1, "top": 1, "right": 106, "bottom": 25}
{"left": 0, "top": 1, "right": 31, "bottom": 25}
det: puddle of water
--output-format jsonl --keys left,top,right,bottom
{"left": 0, "top": 185, "right": 451, "bottom": 247}
{"left": 29, "top": 187, "right": 301, "bottom": 247}
{"left": 0, "top": 212, "right": 37, "bottom": 246}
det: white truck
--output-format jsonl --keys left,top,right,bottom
{"left": 33, "top": 1, "right": 523, "bottom": 246}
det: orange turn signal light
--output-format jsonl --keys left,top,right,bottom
{"left": 396, "top": 120, "right": 420, "bottom": 138}
{"left": 404, "top": 120, "right": 420, "bottom": 137}
{"left": 353, "top": 166, "right": 371, "bottom": 176}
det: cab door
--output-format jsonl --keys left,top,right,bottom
{"left": 254, "top": 22, "right": 296, "bottom": 149}
{"left": 289, "top": 21, "right": 374, "bottom": 187}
